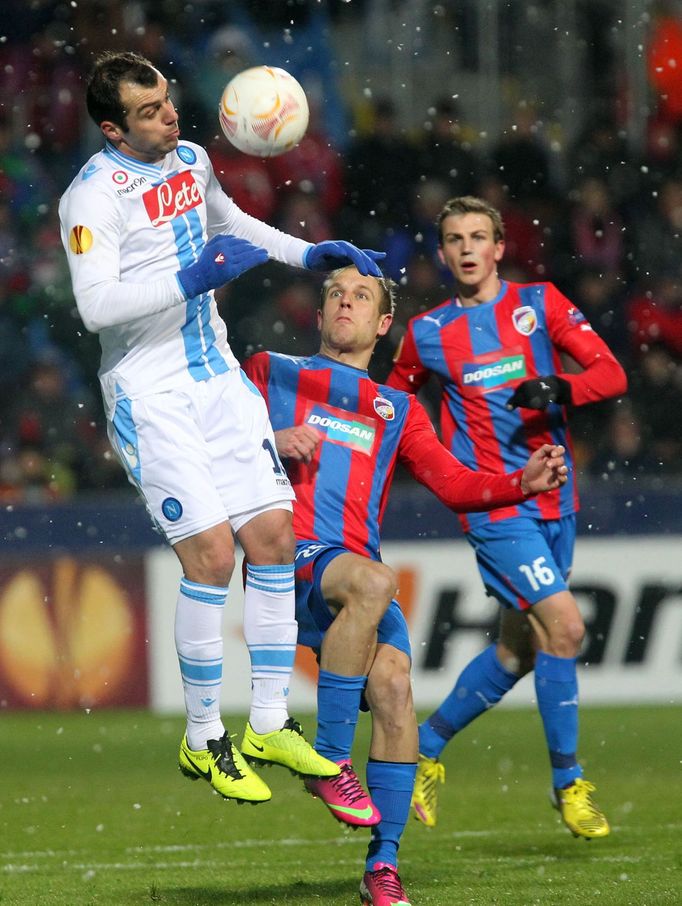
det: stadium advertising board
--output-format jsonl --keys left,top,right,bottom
{"left": 0, "top": 554, "right": 149, "bottom": 710}
{"left": 146, "top": 537, "right": 682, "bottom": 713}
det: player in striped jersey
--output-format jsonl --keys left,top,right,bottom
{"left": 59, "top": 51, "right": 385, "bottom": 806}
{"left": 387, "top": 196, "right": 627, "bottom": 839}
{"left": 244, "top": 265, "right": 567, "bottom": 905}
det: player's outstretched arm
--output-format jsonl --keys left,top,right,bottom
{"left": 177, "top": 235, "right": 268, "bottom": 300}
{"left": 303, "top": 240, "right": 386, "bottom": 277}
{"left": 274, "top": 426, "right": 321, "bottom": 464}
{"left": 520, "top": 444, "right": 568, "bottom": 495}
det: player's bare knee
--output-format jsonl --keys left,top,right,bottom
{"left": 341, "top": 561, "right": 396, "bottom": 625}
{"left": 366, "top": 656, "right": 412, "bottom": 717}
{"left": 384, "top": 667, "right": 413, "bottom": 715}
{"left": 263, "top": 530, "right": 295, "bottom": 564}
{"left": 545, "top": 618, "right": 585, "bottom": 658}
{"left": 350, "top": 560, "right": 397, "bottom": 605}
{"left": 564, "top": 616, "right": 586, "bottom": 655}
{"left": 240, "top": 510, "right": 296, "bottom": 564}
{"left": 341, "top": 594, "right": 384, "bottom": 632}
{"left": 263, "top": 510, "right": 296, "bottom": 562}
{"left": 186, "top": 544, "right": 235, "bottom": 586}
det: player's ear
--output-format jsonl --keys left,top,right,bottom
{"left": 377, "top": 313, "right": 393, "bottom": 338}
{"left": 316, "top": 308, "right": 323, "bottom": 331}
{"left": 494, "top": 239, "right": 505, "bottom": 262}
{"left": 437, "top": 246, "right": 446, "bottom": 267}
{"left": 101, "top": 120, "right": 121, "bottom": 142}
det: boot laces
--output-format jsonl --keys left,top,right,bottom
{"left": 373, "top": 866, "right": 406, "bottom": 898}
{"left": 330, "top": 763, "right": 366, "bottom": 805}
{"left": 207, "top": 733, "right": 244, "bottom": 781}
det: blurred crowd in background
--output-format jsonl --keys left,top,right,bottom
{"left": 1, "top": 0, "right": 682, "bottom": 504}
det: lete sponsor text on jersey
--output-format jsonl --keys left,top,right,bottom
{"left": 143, "top": 171, "right": 202, "bottom": 227}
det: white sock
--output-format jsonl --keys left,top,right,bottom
{"left": 175, "top": 577, "right": 228, "bottom": 750}
{"left": 243, "top": 563, "right": 297, "bottom": 734}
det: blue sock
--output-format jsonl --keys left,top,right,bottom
{"left": 534, "top": 651, "right": 582, "bottom": 788}
{"left": 315, "top": 670, "right": 367, "bottom": 762}
{"left": 419, "top": 644, "right": 519, "bottom": 758}
{"left": 365, "top": 760, "right": 417, "bottom": 872}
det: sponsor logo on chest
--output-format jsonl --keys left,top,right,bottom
{"left": 143, "top": 171, "right": 202, "bottom": 227}
{"left": 306, "top": 403, "right": 376, "bottom": 454}
{"left": 462, "top": 355, "right": 526, "bottom": 389}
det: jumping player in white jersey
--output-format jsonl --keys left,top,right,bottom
{"left": 59, "top": 51, "right": 385, "bottom": 805}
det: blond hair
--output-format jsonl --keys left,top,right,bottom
{"left": 320, "top": 267, "right": 397, "bottom": 317}
{"left": 437, "top": 195, "right": 505, "bottom": 244}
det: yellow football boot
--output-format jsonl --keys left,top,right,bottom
{"left": 241, "top": 717, "right": 341, "bottom": 778}
{"left": 179, "top": 731, "right": 271, "bottom": 803}
{"left": 411, "top": 754, "right": 445, "bottom": 828}
{"left": 553, "top": 778, "right": 610, "bottom": 839}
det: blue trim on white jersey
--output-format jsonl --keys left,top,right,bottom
{"left": 111, "top": 389, "right": 142, "bottom": 483}
{"left": 103, "top": 142, "right": 163, "bottom": 178}
{"left": 171, "top": 211, "right": 229, "bottom": 381}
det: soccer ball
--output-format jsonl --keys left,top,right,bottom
{"left": 218, "top": 66, "right": 309, "bottom": 158}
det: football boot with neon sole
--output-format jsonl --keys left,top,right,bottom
{"left": 360, "top": 863, "right": 411, "bottom": 906}
{"left": 411, "top": 753, "right": 445, "bottom": 827}
{"left": 241, "top": 717, "right": 341, "bottom": 778}
{"left": 178, "top": 731, "right": 271, "bottom": 803}
{"left": 305, "top": 759, "right": 381, "bottom": 828}
{"left": 552, "top": 777, "right": 610, "bottom": 839}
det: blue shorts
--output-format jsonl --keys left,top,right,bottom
{"left": 294, "top": 540, "right": 411, "bottom": 658}
{"left": 465, "top": 515, "right": 575, "bottom": 610}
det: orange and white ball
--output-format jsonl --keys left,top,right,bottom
{"left": 219, "top": 65, "right": 309, "bottom": 158}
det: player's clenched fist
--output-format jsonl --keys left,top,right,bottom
{"left": 520, "top": 443, "right": 568, "bottom": 495}
{"left": 274, "top": 426, "right": 321, "bottom": 464}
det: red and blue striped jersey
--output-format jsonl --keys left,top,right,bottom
{"left": 387, "top": 280, "right": 627, "bottom": 531}
{"left": 244, "top": 351, "right": 531, "bottom": 560}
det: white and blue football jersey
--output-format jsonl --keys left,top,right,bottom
{"left": 59, "top": 140, "right": 309, "bottom": 417}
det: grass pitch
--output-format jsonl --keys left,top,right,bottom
{"left": 1, "top": 705, "right": 680, "bottom": 905}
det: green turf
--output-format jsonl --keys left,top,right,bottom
{"left": 1, "top": 705, "right": 680, "bottom": 905}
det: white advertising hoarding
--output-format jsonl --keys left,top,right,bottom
{"left": 147, "top": 536, "right": 682, "bottom": 713}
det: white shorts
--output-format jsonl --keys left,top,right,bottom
{"left": 107, "top": 367, "right": 294, "bottom": 544}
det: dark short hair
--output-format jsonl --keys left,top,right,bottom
{"left": 86, "top": 51, "right": 158, "bottom": 130}
{"left": 437, "top": 195, "right": 505, "bottom": 245}
{"left": 320, "top": 267, "right": 397, "bottom": 317}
